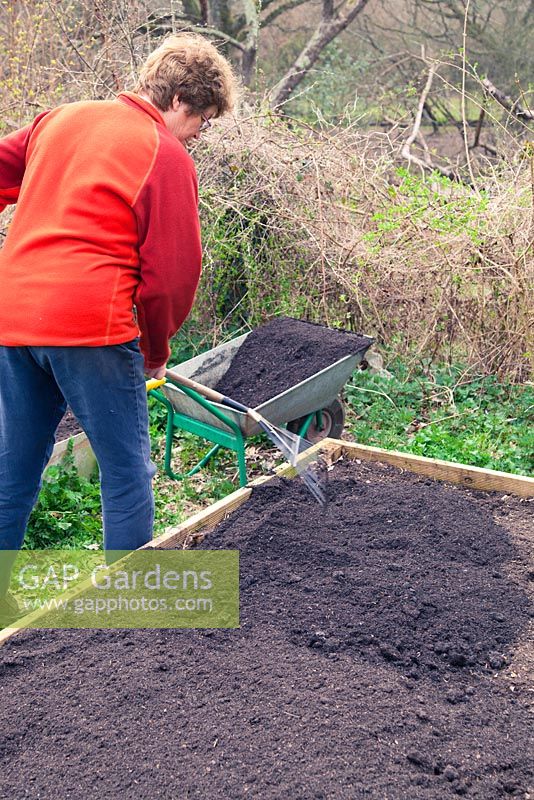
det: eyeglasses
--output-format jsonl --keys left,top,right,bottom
{"left": 199, "top": 113, "right": 212, "bottom": 132}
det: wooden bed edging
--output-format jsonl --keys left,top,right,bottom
{"left": 1, "top": 438, "right": 531, "bottom": 647}
{"left": 326, "top": 439, "right": 534, "bottom": 499}
{"left": 145, "top": 485, "right": 253, "bottom": 550}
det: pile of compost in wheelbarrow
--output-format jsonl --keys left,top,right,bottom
{"left": 213, "top": 316, "right": 373, "bottom": 406}
{"left": 1, "top": 459, "right": 532, "bottom": 799}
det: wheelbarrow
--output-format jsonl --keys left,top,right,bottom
{"left": 148, "top": 331, "right": 372, "bottom": 487}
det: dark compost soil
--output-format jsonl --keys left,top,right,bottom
{"left": 213, "top": 317, "right": 373, "bottom": 407}
{"left": 0, "top": 459, "right": 532, "bottom": 800}
{"left": 55, "top": 410, "right": 83, "bottom": 442}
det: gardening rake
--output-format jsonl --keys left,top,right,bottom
{"left": 147, "top": 371, "right": 327, "bottom": 506}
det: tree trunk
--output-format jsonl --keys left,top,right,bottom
{"left": 268, "top": 0, "right": 372, "bottom": 108}
{"left": 240, "top": 0, "right": 261, "bottom": 86}
{"left": 241, "top": 47, "right": 257, "bottom": 86}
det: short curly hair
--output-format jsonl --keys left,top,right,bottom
{"left": 135, "top": 33, "right": 238, "bottom": 117}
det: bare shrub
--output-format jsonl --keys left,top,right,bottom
{"left": 0, "top": 0, "right": 155, "bottom": 129}
{"left": 0, "top": 3, "right": 531, "bottom": 379}
{"left": 194, "top": 114, "right": 533, "bottom": 380}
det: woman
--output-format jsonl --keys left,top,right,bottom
{"left": 0, "top": 33, "right": 238, "bottom": 621}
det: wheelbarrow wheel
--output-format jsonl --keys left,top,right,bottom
{"left": 287, "top": 397, "right": 345, "bottom": 443}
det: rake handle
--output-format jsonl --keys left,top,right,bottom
{"left": 164, "top": 369, "right": 263, "bottom": 423}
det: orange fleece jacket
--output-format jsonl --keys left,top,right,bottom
{"left": 0, "top": 92, "right": 202, "bottom": 368}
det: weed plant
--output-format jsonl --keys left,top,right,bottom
{"left": 25, "top": 443, "right": 102, "bottom": 550}
{"left": 347, "top": 363, "right": 534, "bottom": 476}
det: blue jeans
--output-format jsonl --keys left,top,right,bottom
{"left": 0, "top": 341, "right": 155, "bottom": 593}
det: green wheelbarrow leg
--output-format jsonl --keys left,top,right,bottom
{"left": 194, "top": 438, "right": 247, "bottom": 487}
{"left": 165, "top": 441, "right": 222, "bottom": 482}
{"left": 188, "top": 444, "right": 221, "bottom": 475}
{"left": 163, "top": 403, "right": 181, "bottom": 481}
{"left": 168, "top": 383, "right": 249, "bottom": 487}
{"left": 164, "top": 419, "right": 247, "bottom": 485}
{"left": 151, "top": 388, "right": 249, "bottom": 486}
{"left": 164, "top": 417, "right": 248, "bottom": 486}
{"left": 297, "top": 409, "right": 325, "bottom": 438}
{"left": 149, "top": 389, "right": 195, "bottom": 482}
{"left": 236, "top": 436, "right": 247, "bottom": 488}
{"left": 175, "top": 439, "right": 248, "bottom": 487}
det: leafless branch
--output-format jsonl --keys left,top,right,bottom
{"left": 482, "top": 78, "right": 534, "bottom": 122}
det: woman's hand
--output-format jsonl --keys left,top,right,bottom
{"left": 145, "top": 364, "right": 166, "bottom": 380}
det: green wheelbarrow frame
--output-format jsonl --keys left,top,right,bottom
{"left": 148, "top": 383, "right": 319, "bottom": 488}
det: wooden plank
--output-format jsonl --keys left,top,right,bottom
{"left": 0, "top": 625, "right": 19, "bottom": 647}
{"left": 145, "top": 486, "right": 253, "bottom": 550}
{"left": 329, "top": 439, "right": 534, "bottom": 498}
{"left": 47, "top": 432, "right": 97, "bottom": 479}
{"left": 0, "top": 561, "right": 112, "bottom": 646}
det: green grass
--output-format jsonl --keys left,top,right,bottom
{"left": 346, "top": 362, "right": 533, "bottom": 476}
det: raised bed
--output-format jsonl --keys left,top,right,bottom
{"left": 0, "top": 441, "right": 532, "bottom": 799}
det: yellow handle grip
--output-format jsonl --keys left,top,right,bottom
{"left": 145, "top": 378, "right": 167, "bottom": 392}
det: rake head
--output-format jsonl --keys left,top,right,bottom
{"left": 258, "top": 419, "right": 327, "bottom": 507}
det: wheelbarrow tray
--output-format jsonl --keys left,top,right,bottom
{"left": 164, "top": 332, "right": 371, "bottom": 437}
